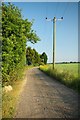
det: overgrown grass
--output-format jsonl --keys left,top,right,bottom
{"left": 39, "top": 63, "right": 80, "bottom": 93}
{"left": 2, "top": 65, "right": 33, "bottom": 118}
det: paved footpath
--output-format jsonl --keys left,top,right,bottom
{"left": 14, "top": 67, "right": 79, "bottom": 118}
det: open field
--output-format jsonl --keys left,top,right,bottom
{"left": 39, "top": 63, "right": 80, "bottom": 93}
{"left": 51, "top": 63, "right": 78, "bottom": 77}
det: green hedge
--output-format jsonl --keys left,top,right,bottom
{"left": 2, "top": 3, "right": 39, "bottom": 86}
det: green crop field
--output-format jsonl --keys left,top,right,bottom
{"left": 40, "top": 63, "right": 80, "bottom": 93}
{"left": 48, "top": 63, "right": 78, "bottom": 78}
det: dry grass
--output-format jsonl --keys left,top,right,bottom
{"left": 2, "top": 65, "right": 32, "bottom": 118}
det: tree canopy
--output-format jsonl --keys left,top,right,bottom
{"left": 26, "top": 47, "right": 48, "bottom": 66}
{"left": 2, "top": 3, "right": 40, "bottom": 86}
{"left": 40, "top": 52, "right": 48, "bottom": 64}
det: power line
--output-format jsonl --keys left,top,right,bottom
{"left": 58, "top": 2, "right": 70, "bottom": 27}
{"left": 54, "top": 3, "right": 70, "bottom": 27}
{"left": 45, "top": 4, "right": 48, "bottom": 20}
{"left": 55, "top": 3, "right": 60, "bottom": 17}
{"left": 62, "top": 2, "right": 70, "bottom": 17}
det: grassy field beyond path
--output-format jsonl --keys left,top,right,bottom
{"left": 39, "top": 63, "right": 80, "bottom": 93}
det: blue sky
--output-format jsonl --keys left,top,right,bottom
{"left": 3, "top": 0, "right": 79, "bottom": 2}
{"left": 5, "top": 2, "right": 78, "bottom": 63}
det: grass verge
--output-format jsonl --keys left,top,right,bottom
{"left": 39, "top": 64, "right": 80, "bottom": 93}
{"left": 2, "top": 65, "right": 33, "bottom": 118}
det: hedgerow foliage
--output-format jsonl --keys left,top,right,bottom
{"left": 2, "top": 3, "right": 40, "bottom": 86}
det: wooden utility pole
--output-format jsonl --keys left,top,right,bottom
{"left": 46, "top": 17, "right": 63, "bottom": 69}
{"left": 53, "top": 17, "right": 56, "bottom": 69}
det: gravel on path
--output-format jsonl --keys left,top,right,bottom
{"left": 14, "top": 67, "right": 79, "bottom": 118}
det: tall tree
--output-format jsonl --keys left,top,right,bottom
{"left": 40, "top": 52, "right": 48, "bottom": 64}
{"left": 26, "top": 47, "right": 48, "bottom": 66}
{"left": 26, "top": 47, "right": 33, "bottom": 65}
{"left": 2, "top": 3, "right": 40, "bottom": 85}
{"left": 26, "top": 47, "right": 40, "bottom": 65}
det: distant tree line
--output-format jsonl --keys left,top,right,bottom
{"left": 26, "top": 47, "right": 48, "bottom": 66}
{"left": 56, "top": 61, "right": 79, "bottom": 64}
{"left": 2, "top": 3, "right": 40, "bottom": 86}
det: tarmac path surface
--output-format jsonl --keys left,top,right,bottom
{"left": 14, "top": 67, "right": 78, "bottom": 118}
